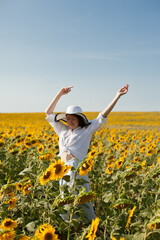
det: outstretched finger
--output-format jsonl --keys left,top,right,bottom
{"left": 67, "top": 86, "right": 74, "bottom": 89}
{"left": 65, "top": 86, "right": 73, "bottom": 91}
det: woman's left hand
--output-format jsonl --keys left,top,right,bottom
{"left": 117, "top": 84, "right": 129, "bottom": 97}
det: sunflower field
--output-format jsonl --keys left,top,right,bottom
{"left": 0, "top": 112, "right": 160, "bottom": 240}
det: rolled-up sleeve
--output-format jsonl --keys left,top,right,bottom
{"left": 45, "top": 114, "right": 67, "bottom": 136}
{"left": 88, "top": 112, "right": 107, "bottom": 135}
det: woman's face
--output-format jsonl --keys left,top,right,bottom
{"left": 66, "top": 114, "right": 79, "bottom": 130}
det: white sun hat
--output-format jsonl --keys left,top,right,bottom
{"left": 55, "top": 105, "right": 90, "bottom": 125}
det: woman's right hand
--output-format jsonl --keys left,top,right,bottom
{"left": 45, "top": 86, "right": 74, "bottom": 116}
{"left": 59, "top": 86, "right": 73, "bottom": 96}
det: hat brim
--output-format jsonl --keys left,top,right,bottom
{"left": 55, "top": 113, "right": 90, "bottom": 125}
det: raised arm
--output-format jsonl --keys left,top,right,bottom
{"left": 45, "top": 86, "right": 73, "bottom": 116}
{"left": 102, "top": 84, "right": 129, "bottom": 118}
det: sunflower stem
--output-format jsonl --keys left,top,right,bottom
{"left": 67, "top": 162, "right": 80, "bottom": 240}
{"left": 67, "top": 208, "right": 74, "bottom": 240}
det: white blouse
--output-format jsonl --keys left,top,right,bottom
{"left": 46, "top": 113, "right": 107, "bottom": 161}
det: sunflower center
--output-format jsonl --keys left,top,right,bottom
{"left": 91, "top": 152, "right": 96, "bottom": 156}
{"left": 44, "top": 232, "right": 53, "bottom": 240}
{"left": 82, "top": 162, "right": 89, "bottom": 170}
{"left": 54, "top": 164, "right": 62, "bottom": 174}
{"left": 4, "top": 221, "right": 12, "bottom": 227}
{"left": 44, "top": 171, "right": 51, "bottom": 180}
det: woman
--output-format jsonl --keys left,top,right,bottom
{"left": 45, "top": 84, "right": 129, "bottom": 222}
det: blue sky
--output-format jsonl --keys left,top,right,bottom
{"left": 0, "top": 0, "right": 160, "bottom": 113}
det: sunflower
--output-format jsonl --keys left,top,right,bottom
{"left": 147, "top": 148, "right": 154, "bottom": 156}
{"left": 0, "top": 141, "right": 5, "bottom": 148}
{"left": 112, "top": 237, "right": 125, "bottom": 240}
{"left": 9, "top": 143, "right": 17, "bottom": 150}
{"left": 91, "top": 139, "right": 98, "bottom": 147}
{"left": 0, "top": 134, "right": 4, "bottom": 141}
{"left": 134, "top": 156, "right": 140, "bottom": 163}
{"left": 39, "top": 153, "right": 52, "bottom": 161}
{"left": 35, "top": 224, "right": 59, "bottom": 240}
{"left": 31, "top": 139, "right": 38, "bottom": 146}
{"left": 37, "top": 144, "right": 44, "bottom": 153}
{"left": 151, "top": 168, "right": 160, "bottom": 179}
{"left": 139, "top": 144, "right": 146, "bottom": 153}
{"left": 39, "top": 168, "right": 54, "bottom": 185}
{"left": 124, "top": 171, "right": 136, "bottom": 180}
{"left": 148, "top": 222, "right": 160, "bottom": 230}
{"left": 10, "top": 149, "right": 19, "bottom": 155}
{"left": 47, "top": 144, "right": 54, "bottom": 151}
{"left": 55, "top": 196, "right": 74, "bottom": 206}
{"left": 16, "top": 183, "right": 23, "bottom": 191}
{"left": 106, "top": 154, "right": 114, "bottom": 162}
{"left": 41, "top": 227, "right": 59, "bottom": 240}
{"left": 35, "top": 223, "right": 50, "bottom": 238}
{"left": 113, "top": 199, "right": 132, "bottom": 210}
{"left": 6, "top": 192, "right": 15, "bottom": 198}
{"left": 16, "top": 137, "right": 24, "bottom": 146}
{"left": 63, "top": 165, "right": 72, "bottom": 174}
{"left": 47, "top": 137, "right": 52, "bottom": 142}
{"left": 22, "top": 183, "right": 33, "bottom": 195}
{"left": 111, "top": 236, "right": 116, "bottom": 240}
{"left": 88, "top": 149, "right": 98, "bottom": 158}
{"left": 54, "top": 144, "right": 59, "bottom": 152}
{"left": 0, "top": 184, "right": 17, "bottom": 196}
{"left": 26, "top": 134, "right": 32, "bottom": 138}
{"left": 77, "top": 192, "right": 96, "bottom": 204}
{"left": 43, "top": 134, "right": 48, "bottom": 139}
{"left": 114, "top": 143, "right": 119, "bottom": 150}
{"left": 114, "top": 203, "right": 131, "bottom": 209}
{"left": 125, "top": 206, "right": 136, "bottom": 228}
{"left": 49, "top": 159, "right": 69, "bottom": 180}
{"left": 6, "top": 197, "right": 17, "bottom": 209}
{"left": 141, "top": 160, "right": 146, "bottom": 170}
{"left": 79, "top": 158, "right": 94, "bottom": 176}
{"left": 129, "top": 149, "right": 134, "bottom": 155}
{"left": 0, "top": 218, "right": 17, "bottom": 230}
{"left": 111, "top": 135, "right": 116, "bottom": 142}
{"left": 86, "top": 217, "right": 100, "bottom": 240}
{"left": 24, "top": 139, "right": 32, "bottom": 148}
{"left": 106, "top": 165, "right": 114, "bottom": 175}
{"left": 116, "top": 158, "right": 124, "bottom": 169}
{"left": 147, "top": 214, "right": 160, "bottom": 230}
{"left": 123, "top": 145, "right": 129, "bottom": 151}
{"left": 0, "top": 229, "right": 15, "bottom": 240}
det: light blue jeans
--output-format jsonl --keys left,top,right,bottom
{"left": 59, "top": 158, "right": 96, "bottom": 222}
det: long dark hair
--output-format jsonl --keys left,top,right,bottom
{"left": 75, "top": 115, "right": 91, "bottom": 128}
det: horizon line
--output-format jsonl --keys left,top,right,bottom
{"left": 0, "top": 111, "right": 160, "bottom": 114}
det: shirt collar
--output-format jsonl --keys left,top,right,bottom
{"left": 70, "top": 126, "right": 82, "bottom": 133}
